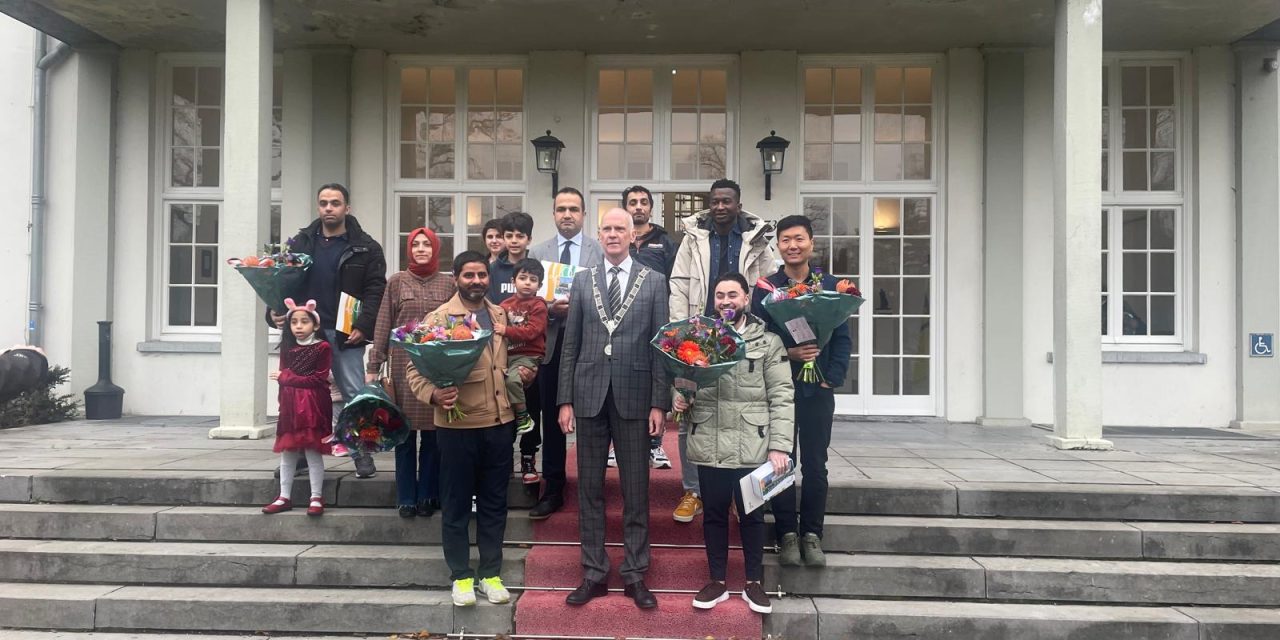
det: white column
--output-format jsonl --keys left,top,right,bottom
{"left": 311, "top": 51, "right": 352, "bottom": 188}
{"left": 738, "top": 51, "right": 800, "bottom": 221}
{"left": 944, "top": 48, "right": 985, "bottom": 422}
{"left": 349, "top": 49, "right": 386, "bottom": 236}
{"left": 525, "top": 51, "right": 586, "bottom": 239}
{"left": 280, "top": 49, "right": 313, "bottom": 236}
{"left": 213, "top": 0, "right": 273, "bottom": 438}
{"left": 1233, "top": 44, "right": 1280, "bottom": 430}
{"left": 67, "top": 51, "right": 116, "bottom": 396}
{"left": 979, "top": 50, "right": 1030, "bottom": 427}
{"left": 1048, "top": 0, "right": 1110, "bottom": 449}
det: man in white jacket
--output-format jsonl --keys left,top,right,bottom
{"left": 666, "top": 178, "right": 777, "bottom": 523}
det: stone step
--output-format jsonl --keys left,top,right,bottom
{"left": 976, "top": 557, "right": 1280, "bottom": 606}
{"left": 5, "top": 469, "right": 1277, "bottom": 522}
{"left": 771, "top": 598, "right": 1280, "bottom": 640}
{"left": 7, "top": 469, "right": 537, "bottom": 508}
{"left": 0, "top": 539, "right": 526, "bottom": 588}
{"left": 0, "top": 583, "right": 513, "bottom": 635}
{"left": 6, "top": 504, "right": 1280, "bottom": 562}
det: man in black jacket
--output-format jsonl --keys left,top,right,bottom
{"left": 268, "top": 183, "right": 387, "bottom": 478}
{"left": 622, "top": 185, "right": 677, "bottom": 471}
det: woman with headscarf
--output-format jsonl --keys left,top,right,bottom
{"left": 367, "top": 227, "right": 457, "bottom": 517}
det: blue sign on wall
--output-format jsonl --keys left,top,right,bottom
{"left": 1249, "top": 333, "right": 1273, "bottom": 358}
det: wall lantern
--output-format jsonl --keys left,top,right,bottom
{"left": 530, "top": 130, "right": 565, "bottom": 197}
{"left": 755, "top": 130, "right": 790, "bottom": 201}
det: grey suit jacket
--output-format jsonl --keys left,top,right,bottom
{"left": 557, "top": 264, "right": 670, "bottom": 420}
{"left": 530, "top": 234, "right": 605, "bottom": 362}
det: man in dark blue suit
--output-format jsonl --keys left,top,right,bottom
{"left": 750, "top": 214, "right": 852, "bottom": 569}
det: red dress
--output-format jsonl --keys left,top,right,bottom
{"left": 274, "top": 340, "right": 334, "bottom": 454}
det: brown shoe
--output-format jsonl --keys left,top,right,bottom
{"left": 742, "top": 581, "right": 772, "bottom": 614}
{"left": 673, "top": 491, "right": 702, "bottom": 523}
{"left": 692, "top": 581, "right": 728, "bottom": 609}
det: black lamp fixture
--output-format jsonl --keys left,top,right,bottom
{"left": 755, "top": 130, "right": 790, "bottom": 201}
{"left": 530, "top": 130, "right": 565, "bottom": 197}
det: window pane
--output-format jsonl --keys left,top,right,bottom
{"left": 598, "top": 144, "right": 623, "bottom": 179}
{"left": 1122, "top": 151, "right": 1147, "bottom": 190}
{"left": 496, "top": 111, "right": 522, "bottom": 143}
{"left": 168, "top": 287, "right": 192, "bottom": 326}
{"left": 905, "top": 144, "right": 930, "bottom": 180}
{"left": 198, "top": 149, "right": 220, "bottom": 187}
{"left": 270, "top": 204, "right": 281, "bottom": 245}
{"left": 1122, "top": 253, "right": 1147, "bottom": 292}
{"left": 198, "top": 67, "right": 222, "bottom": 105}
{"left": 428, "top": 143, "right": 454, "bottom": 179}
{"left": 627, "top": 111, "right": 653, "bottom": 143}
{"left": 496, "top": 69, "right": 523, "bottom": 105}
{"left": 405, "top": 107, "right": 427, "bottom": 142}
{"left": 873, "top": 357, "right": 900, "bottom": 395}
{"left": 599, "top": 110, "right": 625, "bottom": 143}
{"left": 170, "top": 204, "right": 193, "bottom": 242}
{"left": 902, "top": 278, "right": 929, "bottom": 314}
{"left": 904, "top": 198, "right": 930, "bottom": 235}
{"left": 468, "top": 109, "right": 495, "bottom": 142}
{"left": 874, "top": 107, "right": 902, "bottom": 142}
{"left": 598, "top": 70, "right": 624, "bottom": 106}
{"left": 627, "top": 144, "right": 652, "bottom": 179}
{"left": 903, "top": 238, "right": 930, "bottom": 275}
{"left": 169, "top": 246, "right": 192, "bottom": 284}
{"left": 1151, "top": 253, "right": 1175, "bottom": 292}
{"left": 874, "top": 278, "right": 900, "bottom": 314}
{"left": 1122, "top": 109, "right": 1147, "bottom": 148}
{"left": 400, "top": 143, "right": 424, "bottom": 179}
{"left": 173, "top": 67, "right": 196, "bottom": 105}
{"left": 428, "top": 109, "right": 455, "bottom": 142}
{"left": 874, "top": 198, "right": 902, "bottom": 235}
{"left": 904, "top": 67, "right": 932, "bottom": 103}
{"left": 700, "top": 69, "right": 726, "bottom": 105}
{"left": 874, "top": 238, "right": 901, "bottom": 275}
{"left": 1149, "top": 66, "right": 1175, "bottom": 106}
{"left": 1151, "top": 109, "right": 1176, "bottom": 148}
{"left": 468, "top": 69, "right": 495, "bottom": 104}
{"left": 1122, "top": 211, "right": 1146, "bottom": 249}
{"left": 401, "top": 67, "right": 427, "bottom": 103}
{"left": 171, "top": 148, "right": 195, "bottom": 187}
{"left": 903, "top": 318, "right": 930, "bottom": 355}
{"left": 804, "top": 144, "right": 831, "bottom": 180}
{"left": 467, "top": 144, "right": 494, "bottom": 179}
{"left": 832, "top": 143, "right": 860, "bottom": 181}
{"left": 805, "top": 68, "right": 832, "bottom": 104}
{"left": 172, "top": 108, "right": 199, "bottom": 146}
{"left": 193, "top": 288, "right": 217, "bottom": 326}
{"left": 1150, "top": 152, "right": 1175, "bottom": 191}
{"left": 1150, "top": 209, "right": 1175, "bottom": 249}
{"left": 495, "top": 144, "right": 521, "bottom": 180}
{"left": 194, "top": 246, "right": 218, "bottom": 284}
{"left": 875, "top": 67, "right": 902, "bottom": 104}
{"left": 195, "top": 204, "right": 218, "bottom": 243}
{"left": 803, "top": 197, "right": 832, "bottom": 234}
{"left": 672, "top": 69, "right": 697, "bottom": 106}
{"left": 873, "top": 317, "right": 899, "bottom": 355}
{"left": 701, "top": 112, "right": 726, "bottom": 143}
{"left": 429, "top": 196, "right": 454, "bottom": 233}
{"left": 833, "top": 107, "right": 861, "bottom": 142}
{"left": 699, "top": 144, "right": 726, "bottom": 179}
{"left": 430, "top": 68, "right": 455, "bottom": 104}
{"left": 1122, "top": 295, "right": 1148, "bottom": 335}
{"left": 903, "top": 106, "right": 930, "bottom": 142}
{"left": 399, "top": 196, "right": 425, "bottom": 233}
{"left": 833, "top": 68, "right": 861, "bottom": 104}
{"left": 1150, "top": 296, "right": 1175, "bottom": 335}
{"left": 1121, "top": 66, "right": 1146, "bottom": 106}
{"left": 833, "top": 197, "right": 860, "bottom": 236}
{"left": 874, "top": 144, "right": 903, "bottom": 181}
{"left": 627, "top": 69, "right": 653, "bottom": 105}
{"left": 832, "top": 238, "right": 858, "bottom": 275}
{"left": 903, "top": 358, "right": 929, "bottom": 395}
{"left": 466, "top": 196, "right": 493, "bottom": 233}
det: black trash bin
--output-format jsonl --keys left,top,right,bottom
{"left": 84, "top": 321, "right": 124, "bottom": 420}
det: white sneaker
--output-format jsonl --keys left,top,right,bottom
{"left": 477, "top": 576, "right": 511, "bottom": 604}
{"left": 607, "top": 446, "right": 618, "bottom": 467}
{"left": 650, "top": 445, "right": 672, "bottom": 469}
{"left": 452, "top": 578, "right": 477, "bottom": 606}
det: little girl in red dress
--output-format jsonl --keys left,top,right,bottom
{"left": 263, "top": 298, "right": 332, "bottom": 516}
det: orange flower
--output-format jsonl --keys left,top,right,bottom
{"left": 449, "top": 325, "right": 474, "bottom": 340}
{"left": 358, "top": 427, "right": 379, "bottom": 442}
{"left": 836, "top": 279, "right": 861, "bottom": 295}
{"left": 676, "top": 340, "right": 705, "bottom": 366}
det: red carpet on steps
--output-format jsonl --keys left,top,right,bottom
{"left": 514, "top": 429, "right": 763, "bottom": 639}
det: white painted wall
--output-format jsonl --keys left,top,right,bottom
{"left": 0, "top": 16, "right": 34, "bottom": 348}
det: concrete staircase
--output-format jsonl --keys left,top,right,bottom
{"left": 1, "top": 434, "right": 1280, "bottom": 638}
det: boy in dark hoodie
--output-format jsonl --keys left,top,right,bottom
{"left": 487, "top": 211, "right": 534, "bottom": 304}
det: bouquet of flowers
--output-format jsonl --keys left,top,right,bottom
{"left": 651, "top": 313, "right": 747, "bottom": 424}
{"left": 760, "top": 268, "right": 864, "bottom": 383}
{"left": 328, "top": 384, "right": 410, "bottom": 456}
{"left": 391, "top": 314, "right": 492, "bottom": 422}
{"left": 227, "top": 240, "right": 311, "bottom": 314}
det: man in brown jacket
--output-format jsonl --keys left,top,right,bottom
{"left": 407, "top": 251, "right": 519, "bottom": 608}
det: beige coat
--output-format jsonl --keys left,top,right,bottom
{"left": 406, "top": 294, "right": 515, "bottom": 429}
{"left": 669, "top": 209, "right": 777, "bottom": 322}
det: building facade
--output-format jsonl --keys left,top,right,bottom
{"left": 1, "top": 1, "right": 1278, "bottom": 439}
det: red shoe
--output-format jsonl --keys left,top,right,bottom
{"left": 262, "top": 497, "right": 292, "bottom": 514}
{"left": 307, "top": 497, "right": 325, "bottom": 516}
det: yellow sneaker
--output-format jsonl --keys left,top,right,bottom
{"left": 673, "top": 490, "right": 703, "bottom": 523}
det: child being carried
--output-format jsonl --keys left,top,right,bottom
{"left": 494, "top": 258, "right": 548, "bottom": 435}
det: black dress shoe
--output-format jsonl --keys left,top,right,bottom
{"left": 528, "top": 495, "right": 563, "bottom": 520}
{"left": 415, "top": 499, "right": 437, "bottom": 517}
{"left": 624, "top": 580, "right": 657, "bottom": 609}
{"left": 565, "top": 579, "right": 608, "bottom": 606}
{"left": 397, "top": 505, "right": 416, "bottom": 518}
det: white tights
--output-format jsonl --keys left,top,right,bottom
{"left": 279, "top": 449, "right": 325, "bottom": 500}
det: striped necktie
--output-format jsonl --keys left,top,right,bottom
{"left": 608, "top": 266, "right": 623, "bottom": 318}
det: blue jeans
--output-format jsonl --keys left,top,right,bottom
{"left": 323, "top": 329, "right": 367, "bottom": 409}
{"left": 395, "top": 430, "right": 439, "bottom": 507}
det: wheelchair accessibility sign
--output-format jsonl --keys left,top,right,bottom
{"left": 1250, "top": 333, "right": 1274, "bottom": 358}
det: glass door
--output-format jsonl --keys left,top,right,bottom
{"left": 803, "top": 194, "right": 936, "bottom": 415}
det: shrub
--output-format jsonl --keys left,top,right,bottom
{"left": 0, "top": 366, "right": 80, "bottom": 428}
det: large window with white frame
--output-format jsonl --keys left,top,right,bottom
{"left": 799, "top": 57, "right": 940, "bottom": 414}
{"left": 391, "top": 59, "right": 526, "bottom": 269}
{"left": 158, "top": 56, "right": 282, "bottom": 334}
{"left": 1100, "top": 57, "right": 1186, "bottom": 345}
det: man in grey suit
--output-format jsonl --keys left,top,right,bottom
{"left": 558, "top": 208, "right": 669, "bottom": 609}
{"left": 528, "top": 187, "right": 604, "bottom": 520}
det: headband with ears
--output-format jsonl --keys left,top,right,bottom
{"left": 283, "top": 298, "right": 321, "bottom": 326}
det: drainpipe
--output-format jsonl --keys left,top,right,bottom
{"left": 27, "top": 34, "right": 71, "bottom": 347}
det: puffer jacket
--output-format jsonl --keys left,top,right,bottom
{"left": 669, "top": 209, "right": 777, "bottom": 322}
{"left": 685, "top": 314, "right": 795, "bottom": 469}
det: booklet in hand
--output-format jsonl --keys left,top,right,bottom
{"left": 738, "top": 458, "right": 796, "bottom": 514}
